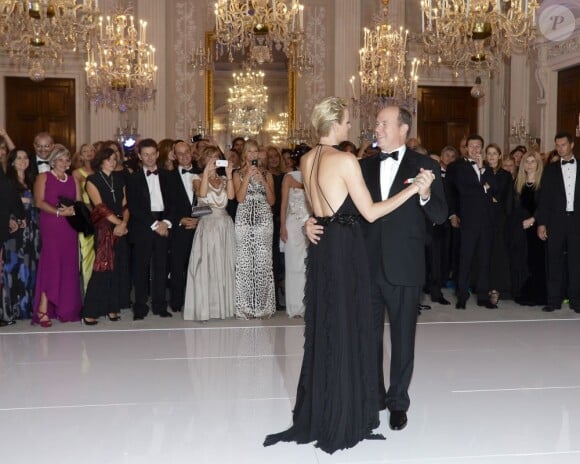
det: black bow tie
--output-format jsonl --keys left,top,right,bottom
{"left": 562, "top": 159, "right": 575, "bottom": 165}
{"left": 181, "top": 168, "right": 195, "bottom": 174}
{"left": 469, "top": 160, "right": 477, "bottom": 165}
{"left": 379, "top": 150, "right": 398, "bottom": 161}
{"left": 146, "top": 169, "right": 159, "bottom": 176}
{"left": 37, "top": 160, "right": 50, "bottom": 165}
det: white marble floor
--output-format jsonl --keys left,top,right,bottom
{"left": 2, "top": 294, "right": 580, "bottom": 464}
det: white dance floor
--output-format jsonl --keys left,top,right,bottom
{"left": 2, "top": 293, "right": 580, "bottom": 464}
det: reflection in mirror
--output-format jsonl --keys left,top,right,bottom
{"left": 205, "top": 32, "right": 296, "bottom": 150}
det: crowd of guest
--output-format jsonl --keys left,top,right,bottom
{"left": 0, "top": 125, "right": 578, "bottom": 328}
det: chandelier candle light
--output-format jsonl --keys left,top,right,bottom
{"left": 0, "top": 0, "right": 99, "bottom": 81}
{"left": 228, "top": 70, "right": 269, "bottom": 138}
{"left": 85, "top": 11, "right": 158, "bottom": 112}
{"left": 421, "top": 0, "right": 539, "bottom": 77}
{"left": 214, "top": 0, "right": 306, "bottom": 64}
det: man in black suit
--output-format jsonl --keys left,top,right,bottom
{"left": 31, "top": 132, "right": 54, "bottom": 175}
{"left": 127, "top": 138, "right": 173, "bottom": 320}
{"left": 360, "top": 106, "right": 447, "bottom": 430}
{"left": 536, "top": 132, "right": 580, "bottom": 313}
{"left": 446, "top": 134, "right": 497, "bottom": 309}
{"left": 0, "top": 169, "right": 25, "bottom": 326}
{"left": 167, "top": 140, "right": 199, "bottom": 312}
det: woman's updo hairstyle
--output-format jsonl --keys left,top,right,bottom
{"left": 310, "top": 97, "right": 348, "bottom": 138}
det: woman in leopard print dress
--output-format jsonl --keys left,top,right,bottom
{"left": 232, "top": 139, "right": 276, "bottom": 319}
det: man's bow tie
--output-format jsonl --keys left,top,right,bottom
{"left": 146, "top": 169, "right": 159, "bottom": 176}
{"left": 181, "top": 168, "right": 195, "bottom": 174}
{"left": 469, "top": 160, "right": 477, "bottom": 165}
{"left": 37, "top": 160, "right": 50, "bottom": 165}
{"left": 562, "top": 158, "right": 575, "bottom": 165}
{"left": 379, "top": 150, "right": 398, "bottom": 161}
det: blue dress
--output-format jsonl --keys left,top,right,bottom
{"left": 1, "top": 189, "right": 41, "bottom": 320}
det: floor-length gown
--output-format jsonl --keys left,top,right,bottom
{"left": 1, "top": 189, "right": 41, "bottom": 320}
{"left": 32, "top": 173, "right": 82, "bottom": 323}
{"left": 283, "top": 171, "right": 308, "bottom": 317}
{"left": 82, "top": 171, "right": 130, "bottom": 318}
{"left": 512, "top": 184, "right": 547, "bottom": 306}
{"left": 264, "top": 163, "right": 382, "bottom": 453}
{"left": 234, "top": 174, "right": 275, "bottom": 319}
{"left": 184, "top": 175, "right": 235, "bottom": 321}
{"left": 77, "top": 167, "right": 95, "bottom": 293}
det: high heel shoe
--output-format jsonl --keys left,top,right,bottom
{"left": 32, "top": 312, "right": 52, "bottom": 328}
{"left": 81, "top": 317, "right": 98, "bottom": 326}
{"left": 106, "top": 313, "right": 121, "bottom": 322}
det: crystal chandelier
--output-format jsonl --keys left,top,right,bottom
{"left": 228, "top": 70, "right": 268, "bottom": 138}
{"left": 0, "top": 0, "right": 98, "bottom": 81}
{"left": 421, "top": 0, "right": 539, "bottom": 77}
{"left": 85, "top": 11, "right": 157, "bottom": 112}
{"left": 214, "top": 0, "right": 306, "bottom": 65}
{"left": 352, "top": 0, "right": 420, "bottom": 127}
{"left": 266, "top": 112, "right": 288, "bottom": 145}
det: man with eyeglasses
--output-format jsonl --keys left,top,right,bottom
{"left": 32, "top": 132, "right": 55, "bottom": 175}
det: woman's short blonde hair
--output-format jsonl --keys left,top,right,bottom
{"left": 310, "top": 96, "right": 348, "bottom": 138}
{"left": 48, "top": 144, "right": 71, "bottom": 168}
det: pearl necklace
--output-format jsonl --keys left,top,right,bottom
{"left": 51, "top": 170, "right": 67, "bottom": 183}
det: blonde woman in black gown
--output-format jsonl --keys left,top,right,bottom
{"left": 264, "top": 97, "right": 434, "bottom": 454}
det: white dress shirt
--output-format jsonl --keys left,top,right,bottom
{"left": 380, "top": 144, "right": 430, "bottom": 205}
{"left": 144, "top": 167, "right": 165, "bottom": 212}
{"left": 36, "top": 157, "right": 51, "bottom": 173}
{"left": 561, "top": 158, "right": 577, "bottom": 212}
{"left": 179, "top": 166, "right": 195, "bottom": 204}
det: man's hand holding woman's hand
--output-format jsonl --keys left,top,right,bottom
{"left": 304, "top": 217, "right": 323, "bottom": 244}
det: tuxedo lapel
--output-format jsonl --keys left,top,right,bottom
{"left": 388, "top": 152, "right": 417, "bottom": 198}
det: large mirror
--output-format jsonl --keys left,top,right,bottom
{"left": 204, "top": 31, "right": 296, "bottom": 149}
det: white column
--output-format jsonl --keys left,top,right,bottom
{"left": 333, "top": 0, "right": 361, "bottom": 143}
{"left": 136, "top": 0, "right": 167, "bottom": 141}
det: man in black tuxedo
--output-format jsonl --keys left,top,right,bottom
{"left": 446, "top": 134, "right": 497, "bottom": 309}
{"left": 0, "top": 169, "right": 25, "bottom": 326}
{"left": 31, "top": 132, "right": 54, "bottom": 175}
{"left": 536, "top": 132, "right": 580, "bottom": 312}
{"left": 127, "top": 138, "right": 173, "bottom": 320}
{"left": 167, "top": 140, "right": 199, "bottom": 312}
{"left": 360, "top": 106, "right": 447, "bottom": 430}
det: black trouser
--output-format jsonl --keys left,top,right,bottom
{"left": 169, "top": 227, "right": 195, "bottom": 311}
{"left": 457, "top": 225, "right": 493, "bottom": 302}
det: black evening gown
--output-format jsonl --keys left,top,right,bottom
{"left": 264, "top": 193, "right": 383, "bottom": 454}
{"left": 512, "top": 185, "right": 547, "bottom": 306}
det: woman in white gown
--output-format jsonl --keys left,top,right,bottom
{"left": 183, "top": 146, "right": 236, "bottom": 321}
{"left": 280, "top": 154, "right": 310, "bottom": 317}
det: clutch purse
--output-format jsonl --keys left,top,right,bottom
{"left": 191, "top": 205, "right": 212, "bottom": 218}
{"left": 58, "top": 196, "right": 95, "bottom": 236}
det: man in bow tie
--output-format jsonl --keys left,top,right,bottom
{"left": 32, "top": 132, "right": 54, "bottom": 175}
{"left": 127, "top": 138, "right": 173, "bottom": 320}
{"left": 536, "top": 132, "right": 580, "bottom": 313}
{"left": 306, "top": 106, "right": 447, "bottom": 432}
{"left": 167, "top": 140, "right": 199, "bottom": 312}
{"left": 446, "top": 134, "right": 497, "bottom": 310}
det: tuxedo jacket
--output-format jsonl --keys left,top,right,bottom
{"left": 166, "top": 169, "right": 197, "bottom": 227}
{"left": 127, "top": 168, "right": 173, "bottom": 244}
{"left": 0, "top": 173, "right": 25, "bottom": 244}
{"left": 445, "top": 158, "right": 497, "bottom": 229}
{"left": 359, "top": 149, "right": 447, "bottom": 286}
{"left": 535, "top": 157, "right": 580, "bottom": 235}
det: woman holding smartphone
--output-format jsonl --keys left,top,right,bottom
{"left": 184, "top": 146, "right": 236, "bottom": 321}
{"left": 232, "top": 139, "right": 276, "bottom": 319}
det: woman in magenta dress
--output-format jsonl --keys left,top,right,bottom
{"left": 32, "top": 144, "right": 82, "bottom": 327}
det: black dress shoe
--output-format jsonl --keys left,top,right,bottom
{"left": 158, "top": 311, "right": 173, "bottom": 318}
{"left": 455, "top": 300, "right": 466, "bottom": 310}
{"left": 389, "top": 410, "right": 408, "bottom": 431}
{"left": 133, "top": 315, "right": 145, "bottom": 321}
{"left": 432, "top": 296, "right": 451, "bottom": 305}
{"left": 542, "top": 305, "right": 560, "bottom": 312}
{"left": 477, "top": 299, "right": 498, "bottom": 309}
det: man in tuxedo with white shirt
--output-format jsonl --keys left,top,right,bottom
{"left": 167, "top": 140, "right": 199, "bottom": 312}
{"left": 536, "top": 132, "right": 580, "bottom": 313}
{"left": 445, "top": 134, "right": 497, "bottom": 309}
{"left": 32, "top": 132, "right": 54, "bottom": 175}
{"left": 127, "top": 138, "right": 173, "bottom": 320}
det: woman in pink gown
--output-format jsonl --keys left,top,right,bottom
{"left": 32, "top": 144, "right": 82, "bottom": 326}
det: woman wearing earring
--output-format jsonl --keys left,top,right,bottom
{"left": 72, "top": 143, "right": 96, "bottom": 292}
{"left": 1, "top": 148, "right": 41, "bottom": 322}
{"left": 32, "top": 144, "right": 82, "bottom": 327}
{"left": 81, "top": 147, "right": 130, "bottom": 325}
